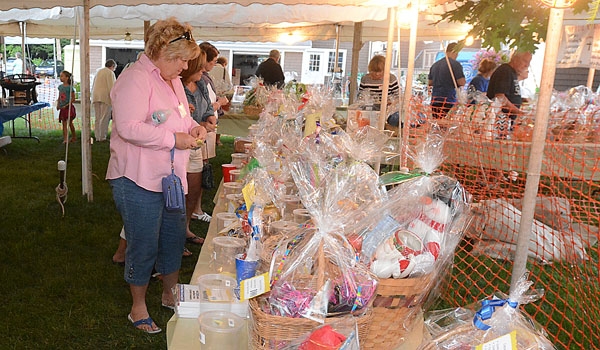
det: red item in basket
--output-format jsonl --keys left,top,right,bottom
{"left": 300, "top": 325, "right": 346, "bottom": 350}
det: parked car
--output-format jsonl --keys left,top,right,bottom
{"left": 34, "top": 59, "right": 64, "bottom": 77}
{"left": 4, "top": 57, "right": 36, "bottom": 76}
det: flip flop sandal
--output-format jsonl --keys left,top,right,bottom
{"left": 182, "top": 247, "right": 193, "bottom": 257}
{"left": 128, "top": 314, "right": 161, "bottom": 334}
{"left": 192, "top": 212, "right": 212, "bottom": 222}
{"left": 186, "top": 235, "right": 205, "bottom": 245}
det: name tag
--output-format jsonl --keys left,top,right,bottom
{"left": 178, "top": 103, "right": 187, "bottom": 118}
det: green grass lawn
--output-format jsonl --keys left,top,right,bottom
{"left": 0, "top": 125, "right": 232, "bottom": 348}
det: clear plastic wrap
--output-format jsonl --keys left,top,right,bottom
{"left": 266, "top": 153, "right": 382, "bottom": 323}
{"left": 420, "top": 273, "right": 555, "bottom": 350}
{"left": 351, "top": 128, "right": 471, "bottom": 298}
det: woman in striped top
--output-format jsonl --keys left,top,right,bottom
{"left": 358, "top": 55, "right": 401, "bottom": 125}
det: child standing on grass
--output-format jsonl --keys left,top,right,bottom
{"left": 57, "top": 70, "right": 77, "bottom": 143}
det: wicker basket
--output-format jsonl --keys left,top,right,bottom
{"left": 249, "top": 242, "right": 374, "bottom": 348}
{"left": 243, "top": 104, "right": 263, "bottom": 116}
{"left": 249, "top": 297, "right": 373, "bottom": 349}
{"left": 362, "top": 273, "right": 434, "bottom": 349}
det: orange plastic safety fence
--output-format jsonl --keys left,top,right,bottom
{"left": 404, "top": 96, "right": 600, "bottom": 349}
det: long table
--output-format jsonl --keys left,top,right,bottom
{"left": 218, "top": 112, "right": 259, "bottom": 137}
{"left": 0, "top": 102, "right": 50, "bottom": 141}
{"left": 166, "top": 183, "right": 244, "bottom": 349}
{"left": 166, "top": 181, "right": 426, "bottom": 349}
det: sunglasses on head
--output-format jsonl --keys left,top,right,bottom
{"left": 169, "top": 31, "right": 192, "bottom": 44}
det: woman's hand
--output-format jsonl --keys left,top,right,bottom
{"left": 174, "top": 132, "right": 199, "bottom": 150}
{"left": 191, "top": 125, "right": 207, "bottom": 140}
{"left": 217, "top": 96, "right": 228, "bottom": 106}
{"left": 201, "top": 121, "right": 216, "bottom": 133}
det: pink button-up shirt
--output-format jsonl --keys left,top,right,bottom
{"left": 106, "top": 54, "right": 197, "bottom": 193}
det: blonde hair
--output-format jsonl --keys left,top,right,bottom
{"left": 144, "top": 18, "right": 199, "bottom": 62}
{"left": 368, "top": 55, "right": 386, "bottom": 73}
{"left": 180, "top": 48, "right": 207, "bottom": 84}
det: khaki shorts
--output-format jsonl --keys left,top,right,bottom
{"left": 187, "top": 148, "right": 204, "bottom": 173}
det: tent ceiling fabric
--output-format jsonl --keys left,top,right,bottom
{"left": 2, "top": 0, "right": 405, "bottom": 11}
{"left": 0, "top": 1, "right": 467, "bottom": 42}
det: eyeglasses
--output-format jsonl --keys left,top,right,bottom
{"left": 169, "top": 31, "right": 193, "bottom": 44}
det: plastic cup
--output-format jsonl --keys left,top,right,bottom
{"left": 216, "top": 212, "right": 239, "bottom": 232}
{"left": 211, "top": 237, "right": 246, "bottom": 274}
{"left": 222, "top": 164, "right": 237, "bottom": 183}
{"left": 235, "top": 253, "right": 259, "bottom": 287}
{"left": 198, "top": 310, "right": 244, "bottom": 350}
{"left": 223, "top": 182, "right": 243, "bottom": 196}
{"left": 230, "top": 153, "right": 248, "bottom": 168}
{"left": 229, "top": 169, "right": 242, "bottom": 182}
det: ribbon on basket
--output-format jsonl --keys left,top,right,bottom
{"left": 473, "top": 298, "right": 518, "bottom": 331}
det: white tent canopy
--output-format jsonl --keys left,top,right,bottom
{"left": 0, "top": 3, "right": 468, "bottom": 42}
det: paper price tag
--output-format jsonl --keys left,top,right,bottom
{"left": 199, "top": 332, "right": 206, "bottom": 344}
{"left": 240, "top": 272, "right": 270, "bottom": 301}
{"left": 228, "top": 318, "right": 235, "bottom": 327}
{"left": 475, "top": 330, "right": 517, "bottom": 350}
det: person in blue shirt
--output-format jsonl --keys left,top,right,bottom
{"left": 428, "top": 42, "right": 466, "bottom": 118}
{"left": 468, "top": 58, "right": 497, "bottom": 94}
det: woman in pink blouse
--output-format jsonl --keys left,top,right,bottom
{"left": 106, "top": 18, "right": 205, "bottom": 334}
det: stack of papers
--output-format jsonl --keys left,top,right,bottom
{"left": 173, "top": 284, "right": 202, "bottom": 318}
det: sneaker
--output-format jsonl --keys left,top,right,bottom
{"left": 191, "top": 212, "right": 212, "bottom": 222}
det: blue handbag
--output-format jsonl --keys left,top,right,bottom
{"left": 162, "top": 148, "right": 185, "bottom": 213}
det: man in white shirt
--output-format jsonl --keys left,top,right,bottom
{"left": 92, "top": 59, "right": 117, "bottom": 142}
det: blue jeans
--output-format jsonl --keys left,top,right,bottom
{"left": 110, "top": 177, "right": 186, "bottom": 286}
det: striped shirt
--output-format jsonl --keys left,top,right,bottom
{"left": 358, "top": 73, "right": 400, "bottom": 103}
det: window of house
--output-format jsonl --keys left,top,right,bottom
{"left": 309, "top": 54, "right": 321, "bottom": 72}
{"left": 423, "top": 50, "right": 439, "bottom": 69}
{"left": 327, "top": 51, "right": 344, "bottom": 73}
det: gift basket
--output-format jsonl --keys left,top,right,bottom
{"left": 243, "top": 76, "right": 269, "bottom": 116}
{"left": 351, "top": 130, "right": 473, "bottom": 349}
{"left": 248, "top": 134, "right": 386, "bottom": 349}
{"left": 419, "top": 272, "right": 555, "bottom": 349}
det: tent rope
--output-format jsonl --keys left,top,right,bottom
{"left": 55, "top": 13, "right": 78, "bottom": 217}
{"left": 55, "top": 182, "right": 68, "bottom": 215}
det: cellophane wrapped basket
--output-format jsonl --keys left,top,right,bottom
{"left": 248, "top": 239, "right": 375, "bottom": 349}
{"left": 355, "top": 128, "right": 473, "bottom": 349}
{"left": 419, "top": 273, "right": 555, "bottom": 350}
{"left": 248, "top": 133, "right": 386, "bottom": 349}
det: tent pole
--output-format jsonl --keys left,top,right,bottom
{"left": 401, "top": 0, "right": 419, "bottom": 169}
{"left": 378, "top": 7, "right": 395, "bottom": 132}
{"left": 349, "top": 22, "right": 362, "bottom": 106}
{"left": 21, "top": 22, "right": 26, "bottom": 74}
{"left": 586, "top": 68, "right": 595, "bottom": 90}
{"left": 144, "top": 20, "right": 150, "bottom": 42}
{"left": 79, "top": 1, "right": 93, "bottom": 201}
{"left": 510, "top": 5, "right": 565, "bottom": 291}
{"left": 374, "top": 7, "right": 396, "bottom": 175}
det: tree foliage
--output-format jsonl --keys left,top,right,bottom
{"left": 440, "top": 0, "right": 593, "bottom": 54}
